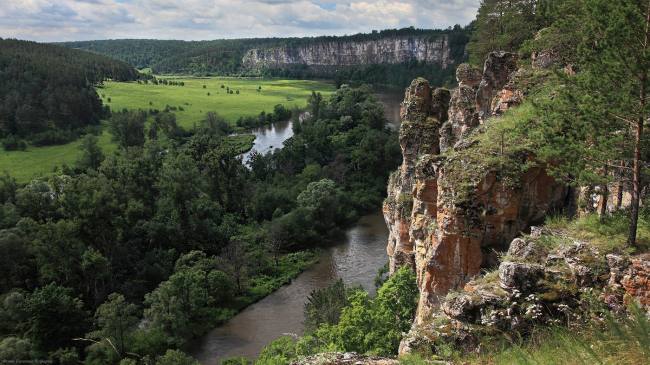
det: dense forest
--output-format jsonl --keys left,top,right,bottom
{"left": 0, "top": 86, "right": 400, "bottom": 363}
{"left": 0, "top": 39, "right": 139, "bottom": 148}
{"left": 60, "top": 26, "right": 470, "bottom": 87}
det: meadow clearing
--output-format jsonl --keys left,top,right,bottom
{"left": 99, "top": 77, "right": 336, "bottom": 128}
{"left": 1, "top": 77, "right": 335, "bottom": 183}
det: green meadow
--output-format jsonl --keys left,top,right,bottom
{"left": 0, "top": 128, "right": 117, "bottom": 183}
{"left": 99, "top": 77, "right": 336, "bottom": 128}
{"left": 1, "top": 77, "right": 335, "bottom": 183}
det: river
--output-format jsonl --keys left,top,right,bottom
{"left": 191, "top": 91, "right": 402, "bottom": 364}
{"left": 240, "top": 90, "right": 403, "bottom": 164}
{"left": 190, "top": 214, "right": 389, "bottom": 364}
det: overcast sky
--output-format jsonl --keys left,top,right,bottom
{"left": 0, "top": 0, "right": 480, "bottom": 42}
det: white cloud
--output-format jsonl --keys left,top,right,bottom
{"left": 0, "top": 0, "right": 480, "bottom": 42}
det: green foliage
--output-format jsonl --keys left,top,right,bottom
{"left": 109, "top": 110, "right": 147, "bottom": 148}
{"left": 24, "top": 283, "right": 89, "bottom": 353}
{"left": 89, "top": 293, "right": 139, "bottom": 356}
{"left": 0, "top": 337, "right": 35, "bottom": 361}
{"left": 144, "top": 251, "right": 235, "bottom": 346}
{"left": 221, "top": 357, "right": 250, "bottom": 365}
{"left": 259, "top": 266, "right": 418, "bottom": 361}
{"left": 304, "top": 280, "right": 350, "bottom": 332}
{"left": 468, "top": 0, "right": 535, "bottom": 64}
{"left": 256, "top": 336, "right": 300, "bottom": 365}
{"left": 156, "top": 349, "right": 199, "bottom": 365}
{"left": 76, "top": 134, "right": 105, "bottom": 171}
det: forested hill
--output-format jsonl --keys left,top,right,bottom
{"left": 0, "top": 39, "right": 139, "bottom": 142}
{"left": 60, "top": 27, "right": 470, "bottom": 87}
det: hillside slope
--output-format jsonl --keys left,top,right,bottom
{"left": 0, "top": 39, "right": 139, "bottom": 142}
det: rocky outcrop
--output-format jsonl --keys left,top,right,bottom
{"left": 440, "top": 52, "right": 519, "bottom": 152}
{"left": 291, "top": 352, "right": 400, "bottom": 365}
{"left": 383, "top": 52, "right": 570, "bottom": 328}
{"left": 243, "top": 35, "right": 455, "bottom": 72}
{"left": 399, "top": 233, "right": 650, "bottom": 355}
{"left": 607, "top": 253, "right": 650, "bottom": 312}
{"left": 475, "top": 52, "right": 519, "bottom": 121}
{"left": 384, "top": 80, "right": 450, "bottom": 272}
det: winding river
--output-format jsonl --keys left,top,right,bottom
{"left": 190, "top": 214, "right": 389, "bottom": 364}
{"left": 191, "top": 91, "right": 402, "bottom": 364}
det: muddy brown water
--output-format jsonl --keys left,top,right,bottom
{"left": 189, "top": 214, "right": 389, "bottom": 364}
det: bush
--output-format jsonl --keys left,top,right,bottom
{"left": 258, "top": 266, "right": 418, "bottom": 360}
{"left": 156, "top": 350, "right": 199, "bottom": 365}
{"left": 30, "top": 129, "right": 77, "bottom": 146}
{"left": 2, "top": 135, "right": 27, "bottom": 151}
{"left": 256, "top": 336, "right": 299, "bottom": 365}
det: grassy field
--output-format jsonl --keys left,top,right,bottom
{"left": 1, "top": 77, "right": 335, "bottom": 183}
{"left": 99, "top": 77, "right": 336, "bottom": 128}
{"left": 0, "top": 128, "right": 117, "bottom": 183}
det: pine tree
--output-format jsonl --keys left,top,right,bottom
{"left": 579, "top": 0, "right": 649, "bottom": 246}
{"left": 468, "top": 0, "right": 540, "bottom": 64}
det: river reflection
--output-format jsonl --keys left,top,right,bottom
{"left": 240, "top": 119, "right": 294, "bottom": 165}
{"left": 190, "top": 214, "right": 389, "bottom": 365}
{"left": 240, "top": 91, "right": 402, "bottom": 165}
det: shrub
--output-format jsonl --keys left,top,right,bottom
{"left": 30, "top": 129, "right": 77, "bottom": 146}
{"left": 2, "top": 135, "right": 27, "bottom": 151}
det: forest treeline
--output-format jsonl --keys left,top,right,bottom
{"left": 60, "top": 26, "right": 470, "bottom": 87}
{"left": 0, "top": 39, "right": 139, "bottom": 146}
{"left": 0, "top": 86, "right": 400, "bottom": 363}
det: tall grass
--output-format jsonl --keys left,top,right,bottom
{"left": 400, "top": 304, "right": 650, "bottom": 365}
{"left": 545, "top": 211, "right": 650, "bottom": 254}
{"left": 475, "top": 304, "right": 650, "bottom": 365}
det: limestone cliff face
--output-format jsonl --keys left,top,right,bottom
{"left": 383, "top": 52, "right": 570, "bottom": 324}
{"left": 242, "top": 36, "right": 453, "bottom": 71}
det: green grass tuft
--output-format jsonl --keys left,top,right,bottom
{"left": 545, "top": 212, "right": 650, "bottom": 254}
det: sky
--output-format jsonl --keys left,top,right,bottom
{"left": 0, "top": 0, "right": 480, "bottom": 42}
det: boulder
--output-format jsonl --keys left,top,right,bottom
{"left": 620, "top": 255, "right": 650, "bottom": 311}
{"left": 499, "top": 261, "right": 544, "bottom": 291}
{"left": 507, "top": 238, "right": 548, "bottom": 263}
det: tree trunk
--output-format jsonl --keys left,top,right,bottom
{"left": 628, "top": 114, "right": 644, "bottom": 247}
{"left": 629, "top": 1, "right": 650, "bottom": 247}
{"left": 616, "top": 164, "right": 624, "bottom": 211}
{"left": 600, "top": 165, "right": 609, "bottom": 221}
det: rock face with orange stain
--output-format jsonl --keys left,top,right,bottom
{"left": 383, "top": 51, "right": 570, "bottom": 326}
{"left": 620, "top": 254, "right": 650, "bottom": 311}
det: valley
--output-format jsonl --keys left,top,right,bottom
{"left": 0, "top": 77, "right": 336, "bottom": 183}
{"left": 99, "top": 77, "right": 336, "bottom": 129}
{"left": 2, "top": 1, "right": 649, "bottom": 365}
